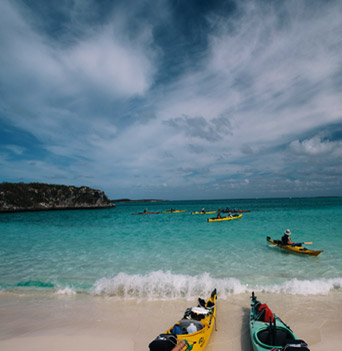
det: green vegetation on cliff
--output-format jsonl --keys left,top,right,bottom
{"left": 0, "top": 182, "right": 114, "bottom": 212}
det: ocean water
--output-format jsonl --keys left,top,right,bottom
{"left": 1, "top": 198, "right": 341, "bottom": 299}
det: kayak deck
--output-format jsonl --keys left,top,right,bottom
{"left": 207, "top": 214, "right": 242, "bottom": 222}
{"left": 250, "top": 292, "right": 309, "bottom": 351}
{"left": 149, "top": 289, "right": 217, "bottom": 351}
{"left": 162, "top": 210, "right": 187, "bottom": 214}
{"left": 267, "top": 236, "right": 323, "bottom": 256}
{"left": 191, "top": 211, "right": 217, "bottom": 215}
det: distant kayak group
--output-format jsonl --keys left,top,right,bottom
{"left": 149, "top": 290, "right": 310, "bottom": 351}
{"left": 132, "top": 207, "right": 250, "bottom": 219}
{"left": 132, "top": 207, "right": 248, "bottom": 223}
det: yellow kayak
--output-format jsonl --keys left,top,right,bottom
{"left": 162, "top": 210, "right": 187, "bottom": 214}
{"left": 207, "top": 214, "right": 242, "bottom": 222}
{"left": 149, "top": 289, "right": 217, "bottom": 351}
{"left": 267, "top": 236, "right": 323, "bottom": 256}
{"left": 191, "top": 211, "right": 217, "bottom": 215}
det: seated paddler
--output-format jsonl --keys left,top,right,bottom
{"left": 281, "top": 229, "right": 301, "bottom": 246}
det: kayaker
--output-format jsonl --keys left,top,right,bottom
{"left": 201, "top": 208, "right": 205, "bottom": 213}
{"left": 281, "top": 229, "right": 295, "bottom": 245}
{"left": 216, "top": 208, "right": 222, "bottom": 219}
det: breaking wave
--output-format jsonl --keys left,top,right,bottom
{"left": 55, "top": 286, "right": 77, "bottom": 296}
{"left": 92, "top": 271, "right": 342, "bottom": 299}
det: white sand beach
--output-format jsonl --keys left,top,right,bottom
{"left": 0, "top": 292, "right": 341, "bottom": 351}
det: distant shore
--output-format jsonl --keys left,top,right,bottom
{"left": 0, "top": 182, "right": 114, "bottom": 213}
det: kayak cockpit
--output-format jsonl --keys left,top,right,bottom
{"left": 250, "top": 292, "right": 310, "bottom": 351}
{"left": 256, "top": 327, "right": 309, "bottom": 350}
{"left": 256, "top": 325, "right": 294, "bottom": 347}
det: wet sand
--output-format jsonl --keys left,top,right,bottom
{"left": 0, "top": 292, "right": 341, "bottom": 350}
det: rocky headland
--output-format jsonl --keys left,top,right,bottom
{"left": 0, "top": 182, "right": 115, "bottom": 213}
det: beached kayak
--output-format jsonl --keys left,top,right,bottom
{"left": 207, "top": 214, "right": 242, "bottom": 222}
{"left": 162, "top": 210, "right": 187, "bottom": 214}
{"left": 149, "top": 289, "right": 217, "bottom": 351}
{"left": 250, "top": 292, "right": 309, "bottom": 351}
{"left": 131, "top": 211, "right": 160, "bottom": 215}
{"left": 267, "top": 236, "right": 323, "bottom": 256}
{"left": 191, "top": 211, "right": 217, "bottom": 215}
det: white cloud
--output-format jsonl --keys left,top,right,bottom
{"left": 0, "top": 0, "right": 341, "bottom": 199}
{"left": 289, "top": 136, "right": 342, "bottom": 156}
{"left": 62, "top": 24, "right": 156, "bottom": 98}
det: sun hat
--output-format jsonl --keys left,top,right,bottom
{"left": 284, "top": 229, "right": 291, "bottom": 236}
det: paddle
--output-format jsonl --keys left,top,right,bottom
{"left": 292, "top": 242, "right": 313, "bottom": 246}
{"left": 269, "top": 242, "right": 312, "bottom": 247}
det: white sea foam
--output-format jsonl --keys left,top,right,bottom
{"left": 55, "top": 286, "right": 76, "bottom": 296}
{"left": 91, "top": 271, "right": 342, "bottom": 299}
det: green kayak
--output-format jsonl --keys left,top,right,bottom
{"left": 250, "top": 292, "right": 309, "bottom": 351}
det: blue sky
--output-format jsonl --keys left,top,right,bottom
{"left": 0, "top": 0, "right": 341, "bottom": 200}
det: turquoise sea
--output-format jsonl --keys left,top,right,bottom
{"left": 1, "top": 198, "right": 341, "bottom": 299}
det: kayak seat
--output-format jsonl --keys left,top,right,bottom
{"left": 149, "top": 334, "right": 177, "bottom": 351}
{"left": 178, "top": 320, "right": 204, "bottom": 334}
{"left": 206, "top": 300, "right": 215, "bottom": 309}
{"left": 257, "top": 328, "right": 294, "bottom": 347}
{"left": 198, "top": 298, "right": 206, "bottom": 308}
{"left": 281, "top": 339, "right": 310, "bottom": 351}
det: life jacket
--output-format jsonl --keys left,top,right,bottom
{"left": 258, "top": 304, "right": 274, "bottom": 323}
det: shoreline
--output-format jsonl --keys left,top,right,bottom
{"left": 0, "top": 292, "right": 341, "bottom": 351}
{"left": 0, "top": 204, "right": 115, "bottom": 214}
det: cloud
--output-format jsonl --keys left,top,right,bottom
{"left": 289, "top": 136, "right": 342, "bottom": 156}
{"left": 61, "top": 24, "right": 156, "bottom": 98}
{"left": 164, "top": 113, "right": 232, "bottom": 142}
{"left": 4, "top": 145, "right": 25, "bottom": 155}
{"left": 0, "top": 0, "right": 158, "bottom": 138}
{"left": 0, "top": 0, "right": 341, "bottom": 199}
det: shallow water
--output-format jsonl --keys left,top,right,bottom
{"left": 1, "top": 198, "right": 341, "bottom": 298}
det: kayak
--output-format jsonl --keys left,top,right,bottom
{"left": 250, "top": 291, "right": 309, "bottom": 351}
{"left": 207, "top": 214, "right": 242, "bottom": 222}
{"left": 162, "top": 210, "right": 187, "bottom": 214}
{"left": 149, "top": 289, "right": 217, "bottom": 351}
{"left": 132, "top": 211, "right": 160, "bottom": 215}
{"left": 222, "top": 209, "right": 250, "bottom": 213}
{"left": 267, "top": 236, "right": 323, "bottom": 256}
{"left": 191, "top": 211, "right": 217, "bottom": 215}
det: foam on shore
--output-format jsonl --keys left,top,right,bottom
{"left": 3, "top": 271, "right": 342, "bottom": 299}
{"left": 92, "top": 271, "right": 342, "bottom": 298}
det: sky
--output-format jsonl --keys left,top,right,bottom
{"left": 0, "top": 0, "right": 341, "bottom": 200}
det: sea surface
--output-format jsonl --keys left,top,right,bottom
{"left": 1, "top": 198, "right": 341, "bottom": 300}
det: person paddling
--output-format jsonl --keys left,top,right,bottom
{"left": 216, "top": 208, "right": 222, "bottom": 219}
{"left": 281, "top": 229, "right": 297, "bottom": 246}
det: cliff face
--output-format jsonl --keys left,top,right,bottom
{"left": 0, "top": 182, "right": 114, "bottom": 213}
